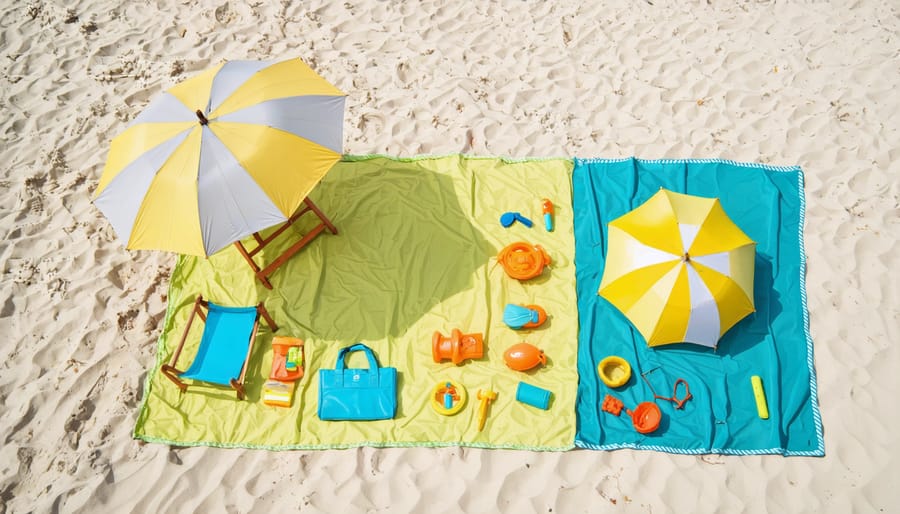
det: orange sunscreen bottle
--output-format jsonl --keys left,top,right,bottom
{"left": 541, "top": 199, "right": 554, "bottom": 231}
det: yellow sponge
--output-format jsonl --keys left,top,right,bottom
{"left": 263, "top": 380, "right": 295, "bottom": 408}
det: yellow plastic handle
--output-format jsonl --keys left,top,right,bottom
{"left": 751, "top": 376, "right": 769, "bottom": 419}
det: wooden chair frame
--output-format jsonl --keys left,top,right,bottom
{"left": 161, "top": 295, "right": 278, "bottom": 400}
{"left": 233, "top": 197, "right": 338, "bottom": 289}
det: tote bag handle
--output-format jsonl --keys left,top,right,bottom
{"left": 335, "top": 343, "right": 380, "bottom": 371}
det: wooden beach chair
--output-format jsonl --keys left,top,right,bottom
{"left": 161, "top": 295, "right": 278, "bottom": 400}
{"left": 233, "top": 197, "right": 338, "bottom": 289}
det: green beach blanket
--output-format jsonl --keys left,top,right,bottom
{"left": 572, "top": 158, "right": 824, "bottom": 456}
{"left": 135, "top": 155, "right": 578, "bottom": 450}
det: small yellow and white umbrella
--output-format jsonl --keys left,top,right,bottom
{"left": 94, "top": 58, "right": 345, "bottom": 257}
{"left": 598, "top": 189, "right": 756, "bottom": 349}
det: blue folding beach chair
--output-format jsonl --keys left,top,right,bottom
{"left": 161, "top": 295, "right": 278, "bottom": 400}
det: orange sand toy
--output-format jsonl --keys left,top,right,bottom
{"left": 269, "top": 336, "right": 304, "bottom": 382}
{"left": 264, "top": 336, "right": 303, "bottom": 408}
{"left": 521, "top": 305, "right": 547, "bottom": 328}
{"left": 601, "top": 394, "right": 661, "bottom": 434}
{"left": 503, "top": 342, "right": 547, "bottom": 371}
{"left": 628, "top": 402, "right": 662, "bottom": 434}
{"left": 431, "top": 380, "right": 467, "bottom": 415}
{"left": 497, "top": 242, "right": 550, "bottom": 280}
{"left": 601, "top": 394, "right": 624, "bottom": 416}
{"left": 502, "top": 303, "right": 548, "bottom": 330}
{"left": 432, "top": 329, "right": 484, "bottom": 365}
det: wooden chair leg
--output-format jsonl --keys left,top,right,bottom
{"left": 256, "top": 223, "right": 326, "bottom": 284}
{"left": 162, "top": 295, "right": 206, "bottom": 393}
{"left": 234, "top": 240, "right": 274, "bottom": 290}
{"left": 161, "top": 365, "right": 188, "bottom": 393}
{"left": 231, "top": 314, "right": 262, "bottom": 402}
{"left": 304, "top": 197, "right": 338, "bottom": 235}
{"left": 257, "top": 302, "right": 278, "bottom": 331}
{"left": 232, "top": 198, "right": 338, "bottom": 289}
{"left": 230, "top": 379, "right": 246, "bottom": 401}
{"left": 168, "top": 295, "right": 203, "bottom": 368}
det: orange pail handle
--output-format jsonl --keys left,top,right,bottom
{"left": 497, "top": 242, "right": 551, "bottom": 280}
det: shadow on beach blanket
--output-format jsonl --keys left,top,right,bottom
{"left": 135, "top": 155, "right": 578, "bottom": 451}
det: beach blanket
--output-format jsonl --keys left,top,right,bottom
{"left": 572, "top": 158, "right": 824, "bottom": 456}
{"left": 135, "top": 155, "right": 578, "bottom": 451}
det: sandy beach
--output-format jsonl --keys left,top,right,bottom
{"left": 1, "top": 1, "right": 898, "bottom": 512}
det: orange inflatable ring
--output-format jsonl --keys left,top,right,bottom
{"left": 497, "top": 242, "right": 551, "bottom": 280}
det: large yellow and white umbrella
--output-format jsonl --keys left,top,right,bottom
{"left": 598, "top": 189, "right": 756, "bottom": 348}
{"left": 94, "top": 58, "right": 345, "bottom": 257}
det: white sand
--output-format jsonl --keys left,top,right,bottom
{"left": 1, "top": 1, "right": 897, "bottom": 512}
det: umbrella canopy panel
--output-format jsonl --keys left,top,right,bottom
{"left": 94, "top": 58, "right": 346, "bottom": 257}
{"left": 599, "top": 189, "right": 755, "bottom": 348}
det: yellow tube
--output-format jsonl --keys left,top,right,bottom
{"left": 751, "top": 376, "right": 769, "bottom": 419}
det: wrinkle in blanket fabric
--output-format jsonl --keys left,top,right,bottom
{"left": 571, "top": 158, "right": 824, "bottom": 456}
{"left": 135, "top": 155, "right": 578, "bottom": 451}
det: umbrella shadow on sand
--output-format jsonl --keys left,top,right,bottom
{"left": 260, "top": 160, "right": 495, "bottom": 343}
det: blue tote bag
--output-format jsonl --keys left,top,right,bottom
{"left": 318, "top": 343, "right": 398, "bottom": 421}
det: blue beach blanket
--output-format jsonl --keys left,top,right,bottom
{"left": 572, "top": 158, "right": 824, "bottom": 456}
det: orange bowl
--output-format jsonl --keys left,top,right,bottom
{"left": 631, "top": 402, "right": 661, "bottom": 434}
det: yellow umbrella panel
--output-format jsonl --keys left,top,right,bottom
{"left": 598, "top": 189, "right": 755, "bottom": 348}
{"left": 94, "top": 58, "right": 346, "bottom": 257}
